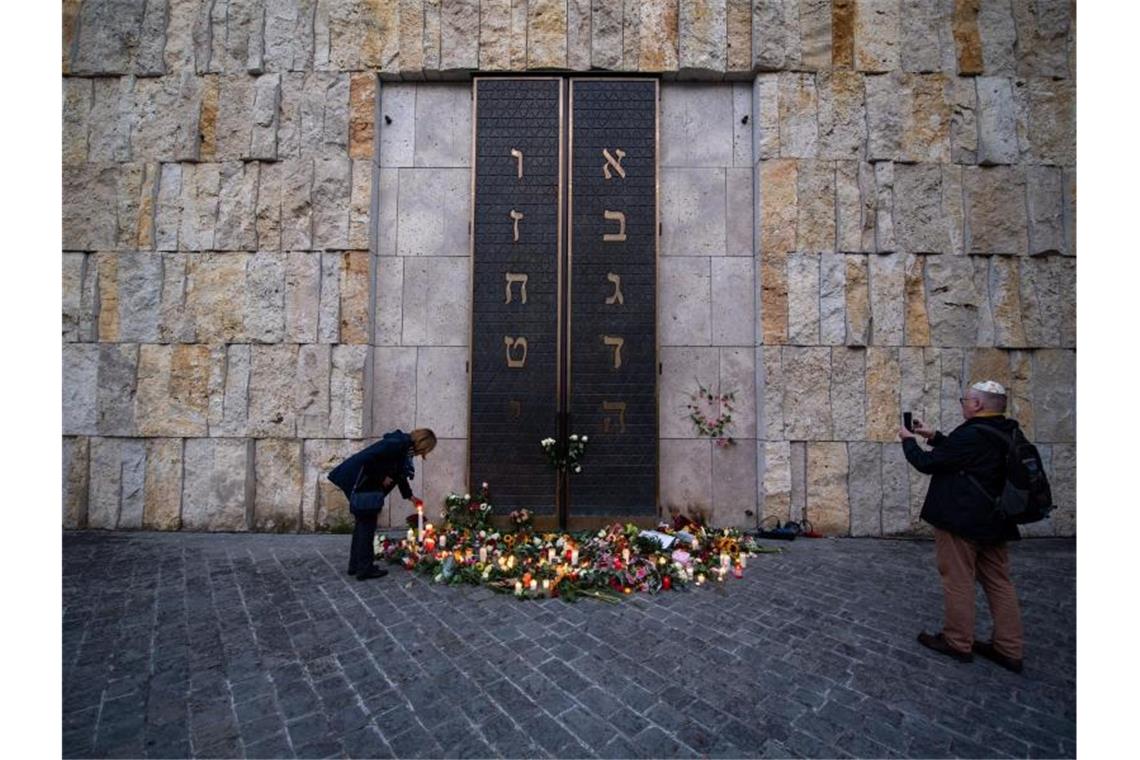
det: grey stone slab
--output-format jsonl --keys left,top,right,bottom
{"left": 662, "top": 168, "right": 727, "bottom": 258}
{"left": 414, "top": 84, "right": 472, "bottom": 167}
{"left": 976, "top": 77, "right": 1019, "bottom": 165}
{"left": 414, "top": 347, "right": 468, "bottom": 439}
{"left": 660, "top": 439, "right": 712, "bottom": 513}
{"left": 726, "top": 167, "right": 753, "bottom": 256}
{"left": 396, "top": 168, "right": 470, "bottom": 256}
{"left": 711, "top": 258, "right": 754, "bottom": 346}
{"left": 659, "top": 346, "right": 720, "bottom": 439}
{"left": 182, "top": 438, "right": 251, "bottom": 531}
{"left": 401, "top": 257, "right": 471, "bottom": 346}
{"left": 660, "top": 84, "right": 734, "bottom": 168}
{"left": 380, "top": 83, "right": 417, "bottom": 167}
{"left": 659, "top": 257, "right": 711, "bottom": 346}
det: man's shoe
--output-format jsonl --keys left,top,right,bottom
{"left": 972, "top": 641, "right": 1023, "bottom": 674}
{"left": 355, "top": 565, "right": 388, "bottom": 581}
{"left": 917, "top": 631, "right": 974, "bottom": 663}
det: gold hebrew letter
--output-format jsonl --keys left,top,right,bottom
{"left": 602, "top": 148, "right": 627, "bottom": 180}
{"left": 504, "top": 336, "right": 528, "bottom": 368}
{"left": 510, "top": 148, "right": 524, "bottom": 179}
{"left": 603, "top": 210, "right": 627, "bottom": 242}
{"left": 603, "top": 335, "right": 624, "bottom": 369}
{"left": 508, "top": 400, "right": 522, "bottom": 420}
{"left": 505, "top": 272, "right": 528, "bottom": 304}
{"left": 602, "top": 401, "right": 627, "bottom": 434}
{"left": 606, "top": 273, "right": 624, "bottom": 305}
{"left": 509, "top": 210, "right": 524, "bottom": 242}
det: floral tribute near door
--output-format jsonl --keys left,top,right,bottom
{"left": 376, "top": 483, "right": 779, "bottom": 602}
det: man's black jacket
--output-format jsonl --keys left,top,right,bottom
{"left": 902, "top": 415, "right": 1020, "bottom": 544}
{"left": 327, "top": 430, "right": 415, "bottom": 509}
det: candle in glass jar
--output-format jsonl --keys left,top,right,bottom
{"left": 571, "top": 549, "right": 579, "bottom": 565}
{"left": 529, "top": 579, "right": 537, "bottom": 592}
{"left": 514, "top": 580, "right": 523, "bottom": 595}
{"left": 542, "top": 579, "right": 550, "bottom": 595}
{"left": 439, "top": 534, "right": 447, "bottom": 550}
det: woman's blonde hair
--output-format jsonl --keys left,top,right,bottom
{"left": 409, "top": 428, "right": 437, "bottom": 457}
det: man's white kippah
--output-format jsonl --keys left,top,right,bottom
{"left": 971, "top": 380, "right": 1007, "bottom": 395}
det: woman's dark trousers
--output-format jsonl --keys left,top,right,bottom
{"left": 349, "top": 512, "right": 379, "bottom": 572}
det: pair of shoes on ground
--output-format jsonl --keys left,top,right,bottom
{"left": 347, "top": 565, "right": 388, "bottom": 580}
{"left": 917, "top": 631, "right": 1023, "bottom": 673}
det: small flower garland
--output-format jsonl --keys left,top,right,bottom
{"left": 687, "top": 383, "right": 736, "bottom": 447}
{"left": 540, "top": 434, "right": 589, "bottom": 473}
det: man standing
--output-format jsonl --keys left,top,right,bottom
{"left": 899, "top": 380, "right": 1025, "bottom": 673}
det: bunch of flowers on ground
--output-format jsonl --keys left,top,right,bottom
{"left": 509, "top": 508, "right": 533, "bottom": 531}
{"left": 440, "top": 482, "right": 494, "bottom": 532}
{"left": 540, "top": 434, "right": 589, "bottom": 473}
{"left": 378, "top": 500, "right": 780, "bottom": 603}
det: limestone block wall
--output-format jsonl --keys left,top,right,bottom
{"left": 61, "top": 1, "right": 1075, "bottom": 537}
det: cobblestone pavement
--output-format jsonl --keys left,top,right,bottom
{"left": 62, "top": 532, "right": 1075, "bottom": 759}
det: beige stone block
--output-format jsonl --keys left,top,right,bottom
{"left": 302, "top": 438, "right": 363, "bottom": 531}
{"left": 762, "top": 347, "right": 785, "bottom": 440}
{"left": 248, "top": 344, "right": 299, "bottom": 437}
{"left": 761, "top": 250, "right": 788, "bottom": 346}
{"left": 401, "top": 255, "right": 471, "bottom": 346}
{"left": 720, "top": 347, "right": 757, "bottom": 439}
{"left": 567, "top": 0, "right": 593, "bottom": 70}
{"left": 62, "top": 253, "right": 86, "bottom": 343}
{"left": 899, "top": 346, "right": 941, "bottom": 433}
{"left": 660, "top": 257, "right": 712, "bottom": 346}
{"left": 88, "top": 76, "right": 134, "bottom": 163}
{"left": 895, "top": 163, "right": 949, "bottom": 254}
{"left": 1026, "top": 165, "right": 1065, "bottom": 256}
{"left": 143, "top": 438, "right": 183, "bottom": 531}
{"left": 509, "top": 0, "right": 530, "bottom": 70}
{"left": 713, "top": 438, "right": 758, "bottom": 530}
{"left": 62, "top": 78, "right": 92, "bottom": 165}
{"left": 331, "top": 345, "right": 369, "bottom": 439}
{"left": 778, "top": 73, "right": 818, "bottom": 158}
{"left": 397, "top": 168, "right": 470, "bottom": 256}
{"left": 254, "top": 439, "right": 303, "bottom": 532}
{"left": 373, "top": 256, "right": 404, "bottom": 346}
{"left": 864, "top": 72, "right": 900, "bottom": 162}
{"left": 318, "top": 253, "right": 343, "bottom": 343}
{"left": 759, "top": 159, "right": 797, "bottom": 255}
{"left": 96, "top": 344, "right": 138, "bottom": 437}
{"left": 281, "top": 158, "right": 314, "bottom": 250}
{"left": 177, "top": 163, "right": 221, "bottom": 251}
{"left": 904, "top": 254, "right": 932, "bottom": 347}
{"left": 762, "top": 441, "right": 792, "bottom": 524}
{"left": 186, "top": 253, "right": 248, "bottom": 343}
{"left": 845, "top": 255, "right": 871, "bottom": 346}
{"left": 816, "top": 70, "right": 865, "bottom": 161}
{"left": 950, "top": 77, "right": 978, "bottom": 164}
{"left": 678, "top": 0, "right": 723, "bottom": 73}
{"left": 63, "top": 437, "right": 90, "bottom": 529}
{"left": 1049, "top": 442, "right": 1075, "bottom": 534}
{"left": 415, "top": 347, "right": 469, "bottom": 439}
{"left": 312, "top": 154, "right": 352, "bottom": 250}
{"left": 660, "top": 85, "right": 734, "bottom": 168}
{"left": 156, "top": 254, "right": 193, "bottom": 343}
{"left": 248, "top": 74, "right": 281, "bottom": 161}
{"left": 866, "top": 347, "right": 901, "bottom": 442}
{"left": 660, "top": 439, "right": 712, "bottom": 514}
{"left": 797, "top": 161, "right": 836, "bottom": 252}
{"left": 296, "top": 344, "right": 332, "bottom": 438}
{"left": 796, "top": 0, "right": 831, "bottom": 70}
{"left": 399, "top": 0, "right": 427, "bottom": 74}
{"left": 93, "top": 253, "right": 121, "bottom": 342}
{"left": 136, "top": 345, "right": 211, "bottom": 437}
{"left": 711, "top": 258, "right": 755, "bottom": 346}
{"left": 349, "top": 73, "right": 376, "bottom": 159}
{"left": 282, "top": 252, "right": 320, "bottom": 343}
{"left": 977, "top": 76, "right": 1019, "bottom": 165}
{"left": 806, "top": 442, "right": 849, "bottom": 535}
{"left": 591, "top": 0, "right": 623, "bottom": 69}
{"left": 527, "top": 0, "right": 568, "bottom": 68}
{"left": 870, "top": 254, "right": 905, "bottom": 346}
{"left": 751, "top": 0, "right": 800, "bottom": 71}
{"left": 819, "top": 253, "right": 846, "bottom": 345}
{"left": 1032, "top": 349, "right": 1075, "bottom": 442}
{"left": 196, "top": 75, "right": 220, "bottom": 160}
{"left": 622, "top": 0, "right": 641, "bottom": 71}
{"left": 88, "top": 437, "right": 146, "bottom": 530}
{"left": 952, "top": 0, "right": 984, "bottom": 75}
{"left": 831, "top": 347, "right": 866, "bottom": 440}
{"left": 783, "top": 347, "right": 833, "bottom": 440}
{"left": 872, "top": 161, "right": 895, "bottom": 253}
{"left": 1008, "top": 349, "right": 1035, "bottom": 439}
{"left": 62, "top": 164, "right": 121, "bottom": 251}
{"left": 942, "top": 164, "right": 966, "bottom": 256}
{"left": 978, "top": 0, "right": 1017, "bottom": 76}
{"left": 371, "top": 346, "right": 418, "bottom": 434}
{"left": 938, "top": 347, "right": 966, "bottom": 433}
{"left": 925, "top": 255, "right": 981, "bottom": 346}
{"left": 790, "top": 440, "right": 807, "bottom": 520}
{"left": 245, "top": 252, "right": 286, "bottom": 344}
{"left": 988, "top": 257, "right": 1027, "bottom": 347}
{"left": 641, "top": 0, "right": 680, "bottom": 71}
{"left": 900, "top": 0, "right": 956, "bottom": 73}
{"left": 848, "top": 442, "right": 882, "bottom": 536}
{"left": 854, "top": 0, "right": 900, "bottom": 72}
{"left": 753, "top": 74, "right": 780, "bottom": 160}
{"left": 965, "top": 166, "right": 1028, "bottom": 255}
{"left": 182, "top": 438, "right": 251, "bottom": 532}
{"left": 881, "top": 441, "right": 910, "bottom": 533}
{"left": 834, "top": 162, "right": 863, "bottom": 253}
{"left": 340, "top": 251, "right": 371, "bottom": 345}
{"left": 1011, "top": 0, "right": 1073, "bottom": 79}
{"left": 727, "top": 0, "right": 753, "bottom": 73}
{"left": 419, "top": 438, "right": 469, "bottom": 528}
{"left": 215, "top": 161, "right": 259, "bottom": 251}
{"left": 787, "top": 253, "right": 820, "bottom": 346}
{"left": 440, "top": 0, "right": 480, "bottom": 70}
{"left": 414, "top": 85, "right": 472, "bottom": 167}
{"left": 212, "top": 75, "right": 254, "bottom": 161}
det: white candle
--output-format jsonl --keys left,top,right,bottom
{"left": 439, "top": 534, "right": 447, "bottom": 550}
{"left": 740, "top": 554, "right": 747, "bottom": 568}
{"left": 406, "top": 528, "right": 415, "bottom": 544}
{"left": 622, "top": 548, "right": 630, "bottom": 563}
{"left": 416, "top": 504, "right": 424, "bottom": 538}
{"left": 542, "top": 579, "right": 550, "bottom": 595}
{"left": 479, "top": 546, "right": 488, "bottom": 564}
{"left": 548, "top": 548, "right": 556, "bottom": 562}
{"left": 720, "top": 552, "right": 729, "bottom": 569}
{"left": 571, "top": 549, "right": 579, "bottom": 565}
{"left": 514, "top": 580, "right": 523, "bottom": 595}
{"left": 529, "top": 579, "right": 537, "bottom": 591}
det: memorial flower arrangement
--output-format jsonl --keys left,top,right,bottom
{"left": 509, "top": 508, "right": 533, "bottom": 531}
{"left": 540, "top": 434, "right": 589, "bottom": 473}
{"left": 687, "top": 383, "right": 736, "bottom": 447}
{"left": 440, "top": 482, "right": 494, "bottom": 532}
{"left": 377, "top": 495, "right": 780, "bottom": 603}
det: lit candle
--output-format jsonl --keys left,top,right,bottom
{"left": 622, "top": 548, "right": 630, "bottom": 563}
{"left": 692, "top": 539, "right": 699, "bottom": 551}
{"left": 514, "top": 580, "right": 523, "bottom": 595}
{"left": 407, "top": 528, "right": 415, "bottom": 544}
{"left": 740, "top": 554, "right": 747, "bottom": 568}
{"left": 548, "top": 548, "right": 556, "bottom": 563}
{"left": 571, "top": 549, "right": 579, "bottom": 565}
{"left": 439, "top": 534, "right": 447, "bottom": 550}
{"left": 697, "top": 573, "right": 706, "bottom": 585}
{"left": 479, "top": 546, "right": 488, "bottom": 564}
{"left": 529, "top": 579, "right": 537, "bottom": 592}
{"left": 733, "top": 564, "right": 744, "bottom": 579}
{"left": 542, "top": 579, "right": 550, "bottom": 595}
{"left": 720, "top": 552, "right": 729, "bottom": 569}
{"left": 508, "top": 555, "right": 516, "bottom": 569}
{"left": 417, "top": 503, "right": 424, "bottom": 538}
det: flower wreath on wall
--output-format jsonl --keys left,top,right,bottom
{"left": 687, "top": 383, "right": 736, "bottom": 447}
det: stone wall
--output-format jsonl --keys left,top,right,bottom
{"left": 62, "top": 1, "right": 1075, "bottom": 536}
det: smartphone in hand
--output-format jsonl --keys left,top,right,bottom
{"left": 903, "top": 412, "right": 914, "bottom": 432}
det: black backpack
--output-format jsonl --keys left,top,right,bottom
{"left": 966, "top": 425, "right": 1054, "bottom": 524}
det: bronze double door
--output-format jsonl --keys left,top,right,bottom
{"left": 468, "top": 78, "right": 658, "bottom": 529}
